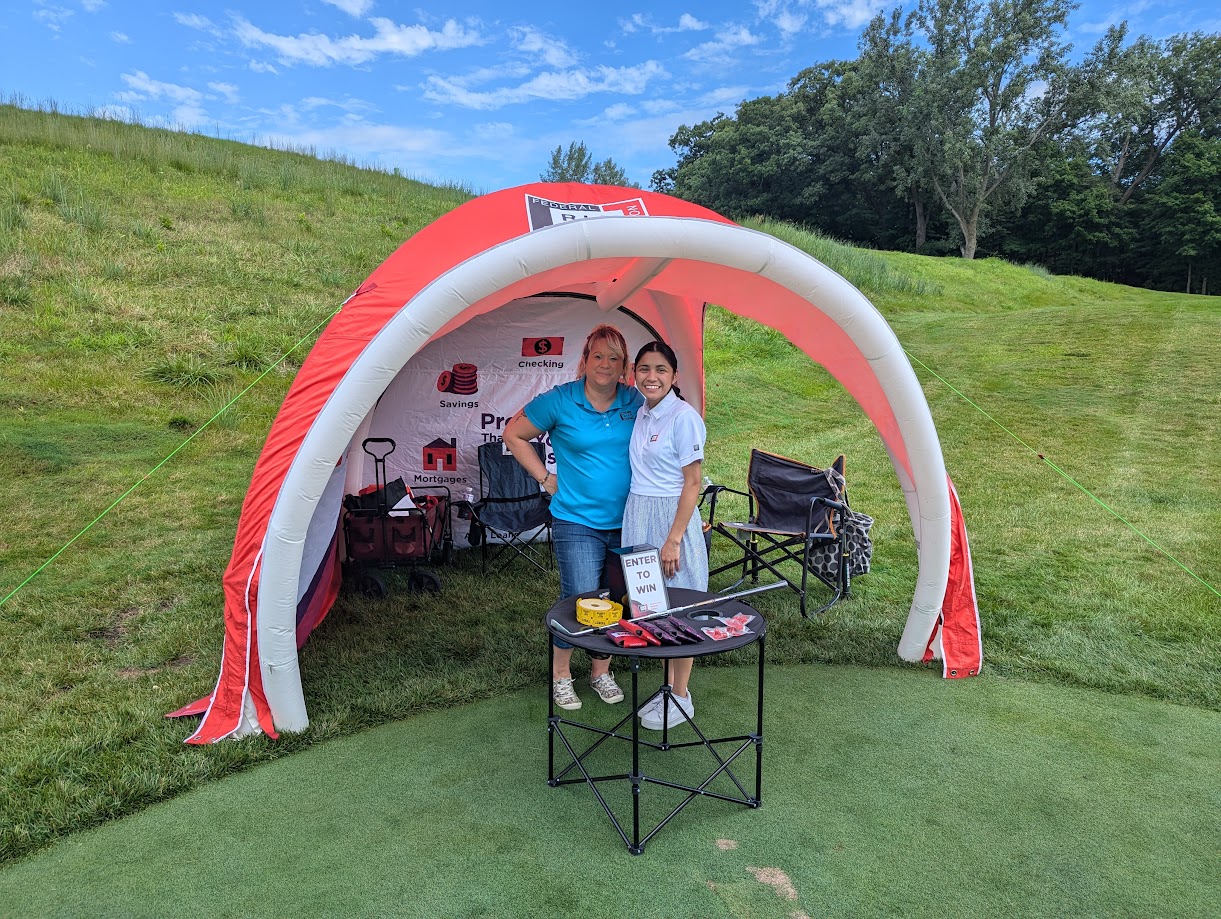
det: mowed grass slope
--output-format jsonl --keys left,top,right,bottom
{"left": 0, "top": 106, "right": 1217, "bottom": 866}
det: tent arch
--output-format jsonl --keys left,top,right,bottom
{"left": 257, "top": 216, "right": 950, "bottom": 732}
{"left": 178, "top": 183, "right": 980, "bottom": 745}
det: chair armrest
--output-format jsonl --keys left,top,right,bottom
{"left": 806, "top": 495, "right": 846, "bottom": 536}
{"left": 704, "top": 482, "right": 750, "bottom": 526}
{"left": 811, "top": 496, "right": 846, "bottom": 512}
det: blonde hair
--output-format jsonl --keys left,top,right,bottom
{"left": 575, "top": 324, "right": 628, "bottom": 381}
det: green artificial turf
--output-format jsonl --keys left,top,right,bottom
{"left": 0, "top": 664, "right": 1215, "bottom": 919}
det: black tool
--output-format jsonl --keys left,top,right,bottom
{"left": 638, "top": 619, "right": 683, "bottom": 646}
{"left": 666, "top": 617, "right": 707, "bottom": 643}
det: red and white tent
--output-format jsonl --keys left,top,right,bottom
{"left": 172, "top": 183, "right": 981, "bottom": 744}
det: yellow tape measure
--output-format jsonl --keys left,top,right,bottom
{"left": 575, "top": 597, "right": 623, "bottom": 628}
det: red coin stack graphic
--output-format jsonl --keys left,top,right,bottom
{"left": 437, "top": 362, "right": 479, "bottom": 395}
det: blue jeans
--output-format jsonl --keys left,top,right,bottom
{"left": 552, "top": 519, "right": 620, "bottom": 653}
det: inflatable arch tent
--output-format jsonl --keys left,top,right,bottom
{"left": 172, "top": 183, "right": 982, "bottom": 744}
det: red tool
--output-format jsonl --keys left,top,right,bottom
{"left": 606, "top": 629, "right": 649, "bottom": 648}
{"left": 617, "top": 618, "right": 662, "bottom": 645}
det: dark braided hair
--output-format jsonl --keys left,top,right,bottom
{"left": 633, "top": 340, "right": 685, "bottom": 401}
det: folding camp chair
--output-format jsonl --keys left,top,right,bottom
{"left": 467, "top": 441, "right": 554, "bottom": 574}
{"left": 705, "top": 449, "right": 857, "bottom": 618}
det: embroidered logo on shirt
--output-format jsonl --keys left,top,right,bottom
{"left": 650, "top": 434, "right": 659, "bottom": 442}
{"left": 620, "top": 410, "right": 636, "bottom": 420}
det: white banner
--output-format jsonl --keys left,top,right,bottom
{"left": 354, "top": 296, "right": 657, "bottom": 544}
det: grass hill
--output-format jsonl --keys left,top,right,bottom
{"left": 1, "top": 104, "right": 1217, "bottom": 866}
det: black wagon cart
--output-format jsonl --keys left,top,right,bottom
{"left": 341, "top": 438, "right": 452, "bottom": 598}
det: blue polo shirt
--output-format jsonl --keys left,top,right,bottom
{"left": 524, "top": 380, "right": 644, "bottom": 530}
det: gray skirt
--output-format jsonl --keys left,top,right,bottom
{"left": 622, "top": 492, "right": 709, "bottom": 591}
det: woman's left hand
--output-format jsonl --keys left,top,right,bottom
{"left": 661, "top": 538, "right": 682, "bottom": 578}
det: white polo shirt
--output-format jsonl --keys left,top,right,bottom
{"left": 629, "top": 391, "right": 706, "bottom": 497}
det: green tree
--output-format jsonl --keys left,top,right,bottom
{"left": 857, "top": 9, "right": 939, "bottom": 249}
{"left": 592, "top": 157, "right": 635, "bottom": 187}
{"left": 904, "top": 0, "right": 1107, "bottom": 258}
{"left": 1091, "top": 32, "right": 1221, "bottom": 205}
{"left": 542, "top": 141, "right": 638, "bottom": 187}
{"left": 1132, "top": 129, "right": 1221, "bottom": 293}
{"left": 541, "top": 141, "right": 593, "bottom": 182}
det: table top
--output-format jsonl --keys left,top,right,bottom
{"left": 544, "top": 588, "right": 767, "bottom": 659}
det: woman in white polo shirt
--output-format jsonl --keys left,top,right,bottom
{"left": 622, "top": 340, "right": 708, "bottom": 730}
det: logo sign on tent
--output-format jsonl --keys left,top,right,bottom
{"left": 526, "top": 194, "right": 649, "bottom": 230}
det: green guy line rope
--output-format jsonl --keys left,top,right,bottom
{"left": 0, "top": 307, "right": 342, "bottom": 608}
{"left": 904, "top": 349, "right": 1220, "bottom": 599}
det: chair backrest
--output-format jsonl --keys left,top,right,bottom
{"left": 477, "top": 441, "right": 551, "bottom": 531}
{"left": 747, "top": 449, "right": 846, "bottom": 534}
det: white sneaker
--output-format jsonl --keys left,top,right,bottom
{"left": 640, "top": 690, "right": 694, "bottom": 730}
{"left": 552, "top": 677, "right": 582, "bottom": 710}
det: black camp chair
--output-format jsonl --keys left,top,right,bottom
{"left": 705, "top": 449, "right": 855, "bottom": 618}
{"left": 468, "top": 441, "right": 554, "bottom": 574}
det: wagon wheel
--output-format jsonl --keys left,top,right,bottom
{"left": 356, "top": 572, "right": 388, "bottom": 599}
{"left": 409, "top": 569, "right": 442, "bottom": 594}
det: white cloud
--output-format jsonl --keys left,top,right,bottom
{"left": 699, "top": 85, "right": 750, "bottom": 108}
{"left": 774, "top": 10, "right": 808, "bottom": 35}
{"left": 81, "top": 0, "right": 105, "bottom": 11}
{"left": 118, "top": 70, "right": 204, "bottom": 104}
{"left": 683, "top": 26, "right": 764, "bottom": 63}
{"left": 170, "top": 104, "right": 207, "bottom": 127}
{"left": 321, "top": 0, "right": 374, "bottom": 16}
{"left": 232, "top": 15, "right": 482, "bottom": 67}
{"left": 510, "top": 26, "right": 578, "bottom": 68}
{"left": 174, "top": 12, "right": 214, "bottom": 30}
{"left": 600, "top": 102, "right": 636, "bottom": 121}
{"left": 249, "top": 60, "right": 278, "bottom": 74}
{"left": 423, "top": 61, "right": 666, "bottom": 110}
{"left": 470, "top": 121, "right": 515, "bottom": 141}
{"left": 407, "top": 62, "right": 531, "bottom": 92}
{"left": 208, "top": 81, "right": 240, "bottom": 104}
{"left": 754, "top": 0, "right": 885, "bottom": 32}
{"left": 109, "top": 31, "right": 129, "bottom": 43}
{"left": 621, "top": 12, "right": 710, "bottom": 35}
{"left": 814, "top": 0, "right": 888, "bottom": 29}
{"left": 34, "top": 3, "right": 74, "bottom": 31}
{"left": 642, "top": 98, "right": 680, "bottom": 115}
{"left": 299, "top": 96, "right": 376, "bottom": 113}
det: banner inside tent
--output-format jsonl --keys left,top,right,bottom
{"left": 353, "top": 296, "right": 660, "bottom": 545}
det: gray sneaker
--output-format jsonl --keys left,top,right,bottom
{"left": 589, "top": 672, "right": 625, "bottom": 704}
{"left": 552, "top": 677, "right": 582, "bottom": 710}
{"left": 640, "top": 690, "right": 694, "bottom": 730}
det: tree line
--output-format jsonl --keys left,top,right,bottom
{"left": 649, "top": 0, "right": 1220, "bottom": 295}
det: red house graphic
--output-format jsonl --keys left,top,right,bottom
{"left": 422, "top": 437, "right": 457, "bottom": 471}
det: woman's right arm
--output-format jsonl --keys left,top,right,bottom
{"left": 503, "top": 411, "right": 557, "bottom": 496}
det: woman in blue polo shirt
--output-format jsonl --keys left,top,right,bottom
{"left": 622, "top": 339, "right": 708, "bottom": 730}
{"left": 503, "top": 324, "right": 644, "bottom": 712}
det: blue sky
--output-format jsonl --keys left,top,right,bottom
{"left": 2, "top": 1, "right": 1216, "bottom": 192}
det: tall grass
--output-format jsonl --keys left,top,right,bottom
{"left": 742, "top": 216, "right": 941, "bottom": 297}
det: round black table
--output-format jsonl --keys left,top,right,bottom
{"left": 545, "top": 588, "right": 768, "bottom": 855}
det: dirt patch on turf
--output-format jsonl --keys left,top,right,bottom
{"left": 747, "top": 866, "right": 797, "bottom": 900}
{"left": 715, "top": 838, "right": 738, "bottom": 850}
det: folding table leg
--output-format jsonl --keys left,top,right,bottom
{"left": 630, "top": 657, "right": 642, "bottom": 854}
